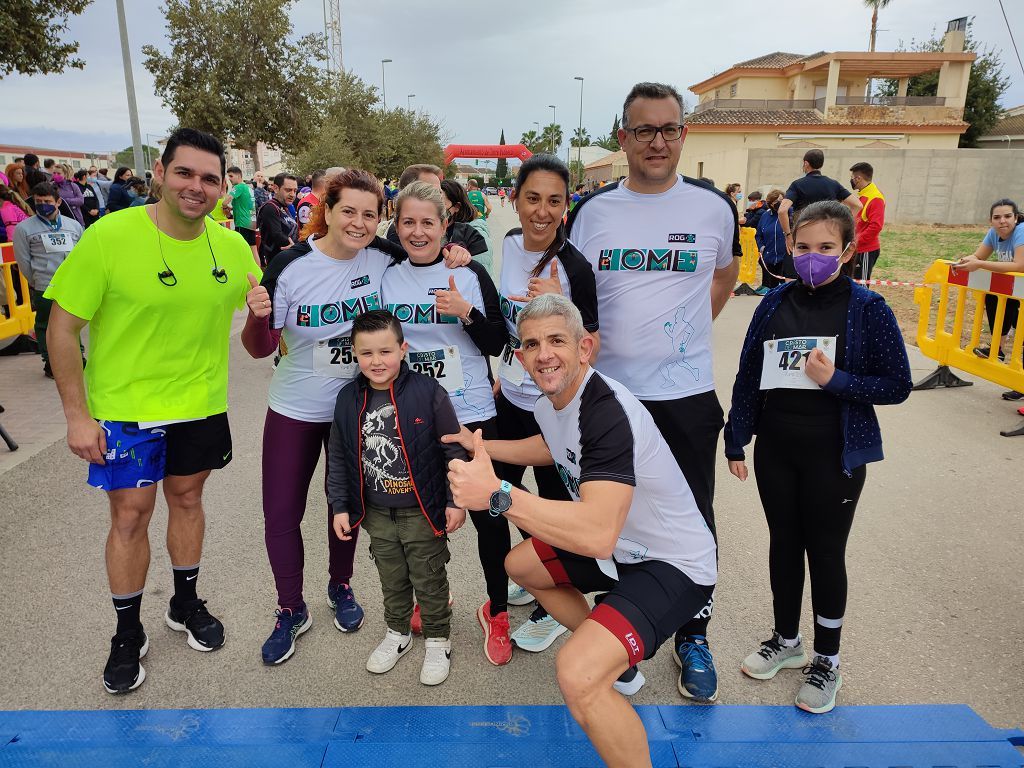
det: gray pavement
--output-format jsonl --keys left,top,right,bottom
{"left": 0, "top": 199, "right": 1021, "bottom": 729}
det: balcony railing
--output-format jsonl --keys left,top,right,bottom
{"left": 693, "top": 95, "right": 947, "bottom": 113}
{"left": 835, "top": 95, "right": 947, "bottom": 107}
{"left": 692, "top": 98, "right": 819, "bottom": 113}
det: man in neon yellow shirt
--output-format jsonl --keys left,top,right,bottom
{"left": 45, "top": 128, "right": 259, "bottom": 695}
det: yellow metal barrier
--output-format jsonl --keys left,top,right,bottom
{"left": 734, "top": 226, "right": 760, "bottom": 296}
{"left": 913, "top": 259, "right": 1024, "bottom": 435}
{"left": 0, "top": 243, "right": 36, "bottom": 342}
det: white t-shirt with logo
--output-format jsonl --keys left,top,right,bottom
{"left": 498, "top": 230, "right": 599, "bottom": 411}
{"left": 266, "top": 237, "right": 390, "bottom": 422}
{"left": 567, "top": 176, "right": 739, "bottom": 401}
{"left": 534, "top": 367, "right": 717, "bottom": 585}
{"left": 382, "top": 258, "right": 497, "bottom": 424}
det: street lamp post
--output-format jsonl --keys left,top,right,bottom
{"left": 548, "top": 105, "right": 557, "bottom": 154}
{"left": 407, "top": 94, "right": 415, "bottom": 111}
{"left": 115, "top": 0, "right": 145, "bottom": 175}
{"left": 574, "top": 76, "right": 584, "bottom": 183}
{"left": 381, "top": 58, "right": 392, "bottom": 110}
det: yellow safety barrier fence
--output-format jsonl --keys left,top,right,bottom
{"left": 0, "top": 243, "right": 35, "bottom": 343}
{"left": 913, "top": 258, "right": 1024, "bottom": 436}
{"left": 734, "top": 226, "right": 760, "bottom": 296}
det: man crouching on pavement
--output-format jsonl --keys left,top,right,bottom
{"left": 445, "top": 294, "right": 717, "bottom": 768}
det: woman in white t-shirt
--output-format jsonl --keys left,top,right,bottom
{"left": 241, "top": 170, "right": 470, "bottom": 665}
{"left": 954, "top": 198, "right": 1024, "bottom": 399}
{"left": 496, "top": 154, "right": 601, "bottom": 651}
{"left": 382, "top": 180, "right": 512, "bottom": 664}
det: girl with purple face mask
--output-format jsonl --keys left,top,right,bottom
{"left": 722, "top": 200, "right": 912, "bottom": 715}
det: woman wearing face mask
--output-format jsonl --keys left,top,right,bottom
{"left": 382, "top": 181, "right": 511, "bottom": 664}
{"left": 52, "top": 164, "right": 85, "bottom": 225}
{"left": 953, "top": 199, "right": 1024, "bottom": 398}
{"left": 241, "top": 170, "right": 471, "bottom": 666}
{"left": 723, "top": 200, "right": 911, "bottom": 715}
{"left": 755, "top": 190, "right": 787, "bottom": 292}
{"left": 496, "top": 154, "right": 600, "bottom": 654}
{"left": 725, "top": 182, "right": 743, "bottom": 209}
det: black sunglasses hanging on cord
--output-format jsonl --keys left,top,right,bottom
{"left": 155, "top": 206, "right": 229, "bottom": 286}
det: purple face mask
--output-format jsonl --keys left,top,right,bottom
{"left": 793, "top": 246, "right": 848, "bottom": 288}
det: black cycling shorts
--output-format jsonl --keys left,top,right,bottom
{"left": 531, "top": 539, "right": 714, "bottom": 665}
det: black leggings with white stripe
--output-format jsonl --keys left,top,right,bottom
{"left": 752, "top": 412, "right": 866, "bottom": 656}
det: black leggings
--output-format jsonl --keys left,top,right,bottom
{"left": 984, "top": 294, "right": 1020, "bottom": 338}
{"left": 753, "top": 413, "right": 866, "bottom": 656}
{"left": 465, "top": 417, "right": 514, "bottom": 614}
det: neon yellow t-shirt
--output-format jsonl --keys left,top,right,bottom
{"left": 44, "top": 206, "right": 259, "bottom": 421}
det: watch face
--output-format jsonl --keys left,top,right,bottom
{"left": 489, "top": 490, "right": 512, "bottom": 514}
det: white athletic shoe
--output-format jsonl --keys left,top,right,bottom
{"left": 510, "top": 609, "right": 568, "bottom": 652}
{"left": 506, "top": 581, "right": 536, "bottom": 607}
{"left": 612, "top": 665, "right": 646, "bottom": 696}
{"left": 420, "top": 637, "right": 452, "bottom": 686}
{"left": 366, "top": 629, "right": 413, "bottom": 674}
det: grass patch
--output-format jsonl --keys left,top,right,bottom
{"left": 867, "top": 224, "right": 986, "bottom": 345}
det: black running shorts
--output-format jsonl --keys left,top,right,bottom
{"left": 164, "top": 412, "right": 233, "bottom": 477}
{"left": 531, "top": 539, "right": 714, "bottom": 665}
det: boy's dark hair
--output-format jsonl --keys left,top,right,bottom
{"left": 23, "top": 153, "right": 39, "bottom": 167}
{"left": 351, "top": 309, "right": 404, "bottom": 346}
{"left": 31, "top": 181, "right": 59, "bottom": 199}
{"left": 803, "top": 149, "right": 824, "bottom": 170}
{"left": 43, "top": 158, "right": 56, "bottom": 170}
{"left": 747, "top": 190, "right": 762, "bottom": 201}
{"left": 161, "top": 127, "right": 226, "bottom": 179}
{"left": 849, "top": 162, "right": 873, "bottom": 180}
{"left": 226, "top": 165, "right": 242, "bottom": 175}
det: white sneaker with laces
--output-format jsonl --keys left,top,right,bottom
{"left": 506, "top": 581, "right": 536, "bottom": 607}
{"left": 420, "top": 637, "right": 451, "bottom": 686}
{"left": 366, "top": 629, "right": 413, "bottom": 674}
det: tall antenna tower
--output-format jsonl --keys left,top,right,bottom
{"left": 323, "top": 0, "right": 343, "bottom": 73}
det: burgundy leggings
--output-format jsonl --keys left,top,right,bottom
{"left": 262, "top": 408, "right": 359, "bottom": 610}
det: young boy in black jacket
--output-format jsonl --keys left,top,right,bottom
{"left": 327, "top": 310, "right": 468, "bottom": 686}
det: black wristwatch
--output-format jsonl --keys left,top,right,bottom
{"left": 489, "top": 480, "right": 513, "bottom": 518}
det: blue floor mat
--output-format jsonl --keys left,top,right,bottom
{"left": 0, "top": 704, "right": 1020, "bottom": 767}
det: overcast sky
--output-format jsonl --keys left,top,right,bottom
{"left": 1, "top": 0, "right": 1022, "bottom": 154}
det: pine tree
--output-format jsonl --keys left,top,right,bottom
{"left": 495, "top": 130, "right": 509, "bottom": 183}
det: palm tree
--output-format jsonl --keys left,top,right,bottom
{"left": 865, "top": 0, "right": 892, "bottom": 52}
{"left": 540, "top": 123, "right": 563, "bottom": 155}
{"left": 570, "top": 127, "right": 592, "bottom": 148}
{"left": 519, "top": 129, "right": 542, "bottom": 153}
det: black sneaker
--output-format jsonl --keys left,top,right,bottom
{"left": 165, "top": 598, "right": 225, "bottom": 651}
{"left": 103, "top": 628, "right": 149, "bottom": 694}
{"left": 1001, "top": 390, "right": 1024, "bottom": 401}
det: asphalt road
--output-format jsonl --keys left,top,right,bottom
{"left": 0, "top": 198, "right": 1021, "bottom": 729}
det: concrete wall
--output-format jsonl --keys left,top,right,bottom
{"left": 744, "top": 148, "right": 1024, "bottom": 224}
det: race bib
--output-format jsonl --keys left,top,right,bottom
{"left": 760, "top": 336, "right": 837, "bottom": 390}
{"left": 42, "top": 232, "right": 73, "bottom": 253}
{"left": 497, "top": 337, "right": 526, "bottom": 386}
{"left": 407, "top": 346, "right": 465, "bottom": 394}
{"left": 313, "top": 336, "right": 358, "bottom": 378}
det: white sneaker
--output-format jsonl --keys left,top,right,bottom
{"left": 507, "top": 580, "right": 536, "bottom": 607}
{"left": 612, "top": 665, "right": 646, "bottom": 696}
{"left": 366, "top": 629, "right": 413, "bottom": 674}
{"left": 510, "top": 609, "right": 568, "bottom": 652}
{"left": 420, "top": 637, "right": 451, "bottom": 686}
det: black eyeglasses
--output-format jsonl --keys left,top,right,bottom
{"left": 630, "top": 124, "right": 685, "bottom": 143}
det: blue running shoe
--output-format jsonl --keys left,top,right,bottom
{"left": 327, "top": 582, "right": 365, "bottom": 632}
{"left": 261, "top": 607, "right": 311, "bottom": 665}
{"left": 674, "top": 635, "right": 719, "bottom": 702}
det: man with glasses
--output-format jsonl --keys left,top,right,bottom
{"left": 566, "top": 81, "right": 740, "bottom": 704}
{"left": 45, "top": 128, "right": 256, "bottom": 695}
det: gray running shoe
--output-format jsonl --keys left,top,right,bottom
{"left": 741, "top": 632, "right": 807, "bottom": 680}
{"left": 796, "top": 655, "right": 843, "bottom": 714}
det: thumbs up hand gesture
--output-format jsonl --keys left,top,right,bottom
{"left": 245, "top": 273, "right": 272, "bottom": 319}
{"left": 435, "top": 274, "right": 472, "bottom": 321}
{"left": 447, "top": 429, "right": 500, "bottom": 511}
{"left": 511, "top": 260, "right": 562, "bottom": 303}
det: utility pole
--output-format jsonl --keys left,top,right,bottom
{"left": 548, "top": 105, "right": 557, "bottom": 154}
{"left": 116, "top": 0, "right": 145, "bottom": 175}
{"left": 381, "top": 58, "right": 392, "bottom": 110}
{"left": 575, "top": 76, "right": 584, "bottom": 183}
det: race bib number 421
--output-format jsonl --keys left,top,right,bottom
{"left": 760, "top": 336, "right": 837, "bottom": 390}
